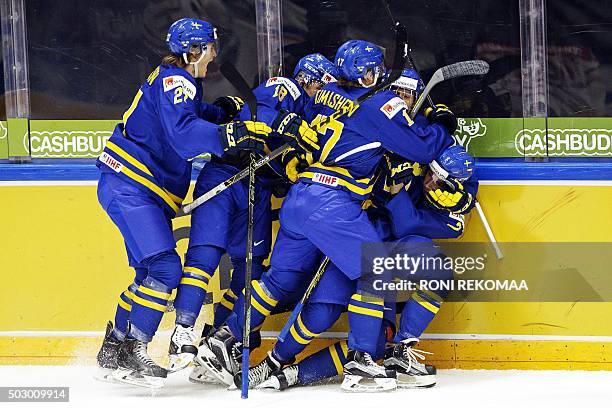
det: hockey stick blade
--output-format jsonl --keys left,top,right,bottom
{"left": 411, "top": 60, "right": 489, "bottom": 117}
{"left": 219, "top": 62, "right": 258, "bottom": 122}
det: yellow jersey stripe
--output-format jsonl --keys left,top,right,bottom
{"left": 290, "top": 325, "right": 310, "bottom": 345}
{"left": 420, "top": 289, "right": 443, "bottom": 304}
{"left": 329, "top": 344, "right": 344, "bottom": 374}
{"left": 119, "top": 165, "right": 179, "bottom": 213}
{"left": 347, "top": 304, "right": 383, "bottom": 318}
{"left": 106, "top": 140, "right": 153, "bottom": 177}
{"left": 179, "top": 277, "right": 208, "bottom": 291}
{"left": 123, "top": 89, "right": 143, "bottom": 125}
{"left": 297, "top": 314, "right": 318, "bottom": 338}
{"left": 225, "top": 288, "right": 238, "bottom": 300}
{"left": 252, "top": 280, "right": 278, "bottom": 307}
{"left": 138, "top": 285, "right": 171, "bottom": 301}
{"left": 219, "top": 297, "right": 235, "bottom": 310}
{"left": 164, "top": 189, "right": 184, "bottom": 205}
{"left": 300, "top": 172, "right": 373, "bottom": 196}
{"left": 352, "top": 293, "right": 384, "bottom": 305}
{"left": 412, "top": 293, "right": 440, "bottom": 314}
{"left": 123, "top": 290, "right": 134, "bottom": 300}
{"left": 118, "top": 297, "right": 132, "bottom": 312}
{"left": 339, "top": 340, "right": 348, "bottom": 357}
{"left": 251, "top": 297, "right": 272, "bottom": 316}
{"left": 184, "top": 266, "right": 212, "bottom": 281}
{"left": 132, "top": 294, "right": 167, "bottom": 312}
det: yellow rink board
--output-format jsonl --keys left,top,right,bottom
{"left": 0, "top": 182, "right": 611, "bottom": 367}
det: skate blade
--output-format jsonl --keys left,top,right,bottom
{"left": 396, "top": 373, "right": 436, "bottom": 389}
{"left": 193, "top": 344, "right": 235, "bottom": 386}
{"left": 341, "top": 375, "right": 397, "bottom": 392}
{"left": 93, "top": 367, "right": 119, "bottom": 384}
{"left": 256, "top": 377, "right": 282, "bottom": 391}
{"left": 168, "top": 352, "right": 195, "bottom": 373}
{"left": 112, "top": 368, "right": 164, "bottom": 389}
{"left": 188, "top": 365, "right": 222, "bottom": 385}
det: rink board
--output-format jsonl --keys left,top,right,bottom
{"left": 0, "top": 177, "right": 612, "bottom": 368}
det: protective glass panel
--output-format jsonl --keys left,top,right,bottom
{"left": 26, "top": 0, "right": 258, "bottom": 120}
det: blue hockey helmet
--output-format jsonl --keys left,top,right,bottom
{"left": 293, "top": 53, "right": 339, "bottom": 85}
{"left": 430, "top": 145, "right": 475, "bottom": 181}
{"left": 391, "top": 68, "right": 424, "bottom": 94}
{"left": 334, "top": 40, "right": 386, "bottom": 87}
{"left": 166, "top": 18, "right": 218, "bottom": 56}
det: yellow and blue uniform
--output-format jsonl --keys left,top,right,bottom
{"left": 173, "top": 76, "right": 310, "bottom": 328}
{"left": 96, "top": 64, "right": 230, "bottom": 342}
{"left": 226, "top": 82, "right": 453, "bottom": 348}
{"left": 274, "top": 164, "right": 479, "bottom": 385}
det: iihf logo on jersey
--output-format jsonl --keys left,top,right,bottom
{"left": 453, "top": 118, "right": 487, "bottom": 152}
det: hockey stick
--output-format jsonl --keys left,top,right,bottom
{"left": 278, "top": 59, "right": 490, "bottom": 342}
{"left": 182, "top": 23, "right": 409, "bottom": 214}
{"left": 215, "top": 62, "right": 258, "bottom": 398}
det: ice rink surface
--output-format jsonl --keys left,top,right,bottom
{"left": 2, "top": 366, "right": 612, "bottom": 408}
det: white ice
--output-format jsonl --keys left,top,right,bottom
{"left": 1, "top": 366, "right": 611, "bottom": 408}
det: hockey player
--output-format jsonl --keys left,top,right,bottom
{"left": 168, "top": 53, "right": 338, "bottom": 374}
{"left": 94, "top": 17, "right": 275, "bottom": 388}
{"left": 195, "top": 41, "right": 456, "bottom": 387}
{"left": 260, "top": 144, "right": 478, "bottom": 392}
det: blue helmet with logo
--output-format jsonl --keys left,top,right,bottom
{"left": 334, "top": 40, "right": 386, "bottom": 87}
{"left": 294, "top": 53, "right": 339, "bottom": 84}
{"left": 430, "top": 145, "right": 475, "bottom": 181}
{"left": 166, "top": 18, "right": 217, "bottom": 56}
{"left": 391, "top": 68, "right": 424, "bottom": 94}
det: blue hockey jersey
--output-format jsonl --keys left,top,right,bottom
{"left": 97, "top": 64, "right": 226, "bottom": 215}
{"left": 298, "top": 82, "right": 453, "bottom": 200}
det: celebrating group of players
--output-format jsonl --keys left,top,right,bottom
{"left": 94, "top": 17, "right": 478, "bottom": 392}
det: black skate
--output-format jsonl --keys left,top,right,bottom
{"left": 168, "top": 325, "right": 198, "bottom": 373}
{"left": 234, "top": 351, "right": 288, "bottom": 389}
{"left": 341, "top": 350, "right": 397, "bottom": 392}
{"left": 93, "top": 321, "right": 122, "bottom": 383}
{"left": 384, "top": 338, "right": 436, "bottom": 388}
{"left": 112, "top": 338, "right": 167, "bottom": 389}
{"left": 194, "top": 326, "right": 242, "bottom": 386}
{"left": 257, "top": 364, "right": 300, "bottom": 391}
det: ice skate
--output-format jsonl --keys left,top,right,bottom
{"left": 234, "top": 351, "right": 283, "bottom": 389}
{"left": 168, "top": 324, "right": 198, "bottom": 372}
{"left": 257, "top": 364, "right": 300, "bottom": 391}
{"left": 384, "top": 338, "right": 436, "bottom": 388}
{"left": 112, "top": 338, "right": 167, "bottom": 389}
{"left": 93, "top": 321, "right": 122, "bottom": 383}
{"left": 194, "top": 326, "right": 242, "bottom": 386}
{"left": 341, "top": 350, "right": 397, "bottom": 392}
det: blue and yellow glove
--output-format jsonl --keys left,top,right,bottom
{"left": 424, "top": 104, "right": 457, "bottom": 135}
{"left": 272, "top": 110, "right": 320, "bottom": 153}
{"left": 218, "top": 121, "right": 271, "bottom": 154}
{"left": 213, "top": 95, "right": 245, "bottom": 120}
{"left": 280, "top": 148, "right": 313, "bottom": 182}
{"left": 426, "top": 177, "right": 474, "bottom": 214}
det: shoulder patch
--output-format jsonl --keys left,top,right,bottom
{"left": 162, "top": 75, "right": 197, "bottom": 100}
{"left": 265, "top": 77, "right": 301, "bottom": 100}
{"left": 379, "top": 96, "right": 408, "bottom": 119}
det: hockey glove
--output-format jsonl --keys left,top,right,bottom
{"left": 218, "top": 121, "right": 271, "bottom": 154}
{"left": 213, "top": 96, "right": 245, "bottom": 120}
{"left": 425, "top": 177, "right": 474, "bottom": 214}
{"left": 425, "top": 104, "right": 458, "bottom": 135}
{"left": 280, "top": 148, "right": 313, "bottom": 182}
{"left": 272, "top": 110, "right": 320, "bottom": 153}
{"left": 385, "top": 153, "right": 421, "bottom": 186}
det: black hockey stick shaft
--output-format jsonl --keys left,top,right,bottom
{"left": 182, "top": 23, "right": 408, "bottom": 214}
{"left": 217, "top": 62, "right": 256, "bottom": 398}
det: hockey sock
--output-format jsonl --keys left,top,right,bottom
{"left": 113, "top": 266, "right": 147, "bottom": 340}
{"left": 227, "top": 279, "right": 279, "bottom": 339}
{"left": 214, "top": 255, "right": 266, "bottom": 329}
{"left": 174, "top": 245, "right": 223, "bottom": 327}
{"left": 297, "top": 341, "right": 348, "bottom": 385}
{"left": 347, "top": 293, "right": 385, "bottom": 354}
{"left": 273, "top": 302, "right": 342, "bottom": 362}
{"left": 394, "top": 289, "right": 444, "bottom": 342}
